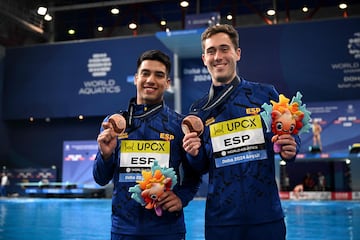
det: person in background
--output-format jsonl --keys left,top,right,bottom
{"left": 312, "top": 119, "right": 322, "bottom": 150}
{"left": 283, "top": 173, "right": 291, "bottom": 191}
{"left": 317, "top": 171, "right": 326, "bottom": 191}
{"left": 1, "top": 172, "right": 9, "bottom": 197}
{"left": 293, "top": 184, "right": 304, "bottom": 199}
{"left": 182, "top": 24, "right": 300, "bottom": 240}
{"left": 94, "top": 50, "right": 201, "bottom": 240}
{"left": 303, "top": 172, "right": 315, "bottom": 191}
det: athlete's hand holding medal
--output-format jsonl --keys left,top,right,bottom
{"left": 182, "top": 115, "right": 204, "bottom": 157}
{"left": 107, "top": 113, "right": 126, "bottom": 136}
{"left": 97, "top": 113, "right": 126, "bottom": 160}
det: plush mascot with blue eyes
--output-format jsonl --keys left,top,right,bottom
{"left": 128, "top": 161, "right": 177, "bottom": 216}
{"left": 261, "top": 91, "right": 311, "bottom": 153}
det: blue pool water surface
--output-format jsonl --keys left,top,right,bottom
{"left": 0, "top": 198, "right": 360, "bottom": 240}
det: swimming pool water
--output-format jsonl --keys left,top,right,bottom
{"left": 0, "top": 198, "right": 111, "bottom": 240}
{"left": 0, "top": 198, "right": 359, "bottom": 240}
{"left": 283, "top": 200, "right": 360, "bottom": 240}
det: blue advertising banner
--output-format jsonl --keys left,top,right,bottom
{"left": 238, "top": 18, "right": 360, "bottom": 102}
{"left": 4, "top": 17, "right": 359, "bottom": 120}
{"left": 62, "top": 140, "right": 98, "bottom": 187}
{"left": 178, "top": 18, "right": 359, "bottom": 114}
{"left": 237, "top": 17, "right": 360, "bottom": 102}
{"left": 4, "top": 167, "right": 57, "bottom": 196}
{"left": 298, "top": 100, "right": 360, "bottom": 159}
{"left": 4, "top": 36, "right": 173, "bottom": 119}
{"left": 180, "top": 58, "right": 211, "bottom": 113}
{"left": 278, "top": 19, "right": 360, "bottom": 101}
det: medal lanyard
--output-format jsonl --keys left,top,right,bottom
{"left": 192, "top": 76, "right": 241, "bottom": 120}
{"left": 127, "top": 98, "right": 163, "bottom": 127}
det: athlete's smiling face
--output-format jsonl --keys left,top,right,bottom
{"left": 202, "top": 32, "right": 241, "bottom": 86}
{"left": 135, "top": 60, "right": 170, "bottom": 105}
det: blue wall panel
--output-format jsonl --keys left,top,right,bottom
{"left": 181, "top": 17, "right": 360, "bottom": 115}
{"left": 4, "top": 36, "right": 173, "bottom": 119}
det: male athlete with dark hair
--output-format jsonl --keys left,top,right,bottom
{"left": 183, "top": 24, "right": 301, "bottom": 240}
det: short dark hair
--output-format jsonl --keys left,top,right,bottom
{"left": 137, "top": 50, "right": 171, "bottom": 77}
{"left": 201, "top": 24, "right": 239, "bottom": 52}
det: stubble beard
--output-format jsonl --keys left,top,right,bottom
{"left": 214, "top": 73, "right": 233, "bottom": 85}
